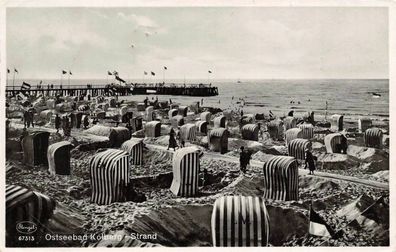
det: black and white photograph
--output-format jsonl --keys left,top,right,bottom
{"left": 2, "top": 1, "right": 393, "bottom": 249}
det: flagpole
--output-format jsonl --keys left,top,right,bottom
{"left": 163, "top": 68, "right": 165, "bottom": 84}
{"left": 60, "top": 73, "right": 63, "bottom": 86}
{"left": 68, "top": 73, "right": 70, "bottom": 86}
{"left": 12, "top": 69, "right": 16, "bottom": 91}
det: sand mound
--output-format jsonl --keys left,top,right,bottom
{"left": 314, "top": 152, "right": 360, "bottom": 170}
{"left": 251, "top": 151, "right": 276, "bottom": 163}
{"left": 371, "top": 171, "right": 389, "bottom": 182}
{"left": 221, "top": 175, "right": 263, "bottom": 196}
{"left": 347, "top": 145, "right": 389, "bottom": 173}
{"left": 228, "top": 138, "right": 263, "bottom": 152}
{"left": 299, "top": 175, "right": 340, "bottom": 192}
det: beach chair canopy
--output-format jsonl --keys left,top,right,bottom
{"left": 180, "top": 123, "right": 197, "bottom": 142}
{"left": 145, "top": 106, "right": 154, "bottom": 122}
{"left": 283, "top": 116, "right": 297, "bottom": 131}
{"left": 211, "top": 195, "right": 270, "bottom": 247}
{"left": 195, "top": 120, "right": 208, "bottom": 134}
{"left": 145, "top": 121, "right": 161, "bottom": 137}
{"left": 89, "top": 149, "right": 130, "bottom": 205}
{"left": 213, "top": 115, "right": 226, "bottom": 128}
{"left": 209, "top": 128, "right": 229, "bottom": 154}
{"left": 170, "top": 147, "right": 200, "bottom": 197}
{"left": 287, "top": 138, "right": 312, "bottom": 160}
{"left": 112, "top": 127, "right": 131, "bottom": 147}
{"left": 171, "top": 115, "right": 185, "bottom": 128}
{"left": 263, "top": 156, "right": 299, "bottom": 201}
{"left": 47, "top": 141, "right": 72, "bottom": 175}
{"left": 178, "top": 106, "right": 188, "bottom": 117}
{"left": 298, "top": 123, "right": 314, "bottom": 139}
{"left": 364, "top": 127, "right": 383, "bottom": 149}
{"left": 120, "top": 138, "right": 144, "bottom": 165}
{"left": 324, "top": 133, "right": 348, "bottom": 153}
{"left": 200, "top": 111, "right": 212, "bottom": 123}
{"left": 137, "top": 103, "right": 146, "bottom": 111}
{"left": 168, "top": 108, "right": 178, "bottom": 119}
{"left": 358, "top": 117, "right": 372, "bottom": 133}
{"left": 330, "top": 114, "right": 344, "bottom": 132}
{"left": 22, "top": 131, "right": 50, "bottom": 166}
{"left": 241, "top": 123, "right": 260, "bottom": 141}
{"left": 284, "top": 128, "right": 303, "bottom": 145}
{"left": 267, "top": 119, "right": 284, "bottom": 140}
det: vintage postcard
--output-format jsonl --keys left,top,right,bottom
{"left": 1, "top": 0, "right": 394, "bottom": 250}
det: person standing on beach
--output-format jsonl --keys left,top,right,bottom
{"left": 239, "top": 146, "right": 248, "bottom": 173}
{"left": 55, "top": 114, "right": 61, "bottom": 133}
{"left": 305, "top": 149, "right": 316, "bottom": 175}
{"left": 167, "top": 128, "right": 178, "bottom": 151}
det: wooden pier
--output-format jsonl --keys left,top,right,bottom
{"left": 5, "top": 83, "right": 219, "bottom": 97}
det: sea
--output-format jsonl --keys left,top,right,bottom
{"left": 13, "top": 79, "right": 389, "bottom": 120}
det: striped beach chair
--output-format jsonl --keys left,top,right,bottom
{"left": 287, "top": 138, "right": 312, "bottom": 161}
{"left": 358, "top": 117, "right": 372, "bottom": 133}
{"left": 364, "top": 128, "right": 383, "bottom": 149}
{"left": 211, "top": 195, "right": 270, "bottom": 246}
{"left": 200, "top": 111, "right": 212, "bottom": 123}
{"left": 180, "top": 123, "right": 197, "bottom": 142}
{"left": 241, "top": 124, "right": 259, "bottom": 141}
{"left": 145, "top": 121, "right": 161, "bottom": 137}
{"left": 213, "top": 115, "right": 226, "bottom": 128}
{"left": 324, "top": 133, "right": 347, "bottom": 153}
{"left": 195, "top": 120, "right": 208, "bottom": 135}
{"left": 330, "top": 114, "right": 344, "bottom": 132}
{"left": 22, "top": 131, "right": 50, "bottom": 166}
{"left": 6, "top": 184, "right": 56, "bottom": 246}
{"left": 170, "top": 147, "right": 200, "bottom": 197}
{"left": 284, "top": 128, "right": 303, "bottom": 145}
{"left": 298, "top": 123, "right": 314, "bottom": 139}
{"left": 47, "top": 141, "right": 72, "bottom": 175}
{"left": 208, "top": 128, "right": 229, "bottom": 154}
{"left": 121, "top": 138, "right": 144, "bottom": 165}
{"left": 263, "top": 156, "right": 299, "bottom": 201}
{"left": 90, "top": 149, "right": 131, "bottom": 205}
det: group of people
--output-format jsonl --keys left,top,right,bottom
{"left": 22, "top": 109, "right": 35, "bottom": 128}
{"left": 55, "top": 114, "right": 71, "bottom": 136}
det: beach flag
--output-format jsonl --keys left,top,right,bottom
{"left": 208, "top": 70, "right": 212, "bottom": 73}
{"left": 7, "top": 68, "right": 10, "bottom": 73}
{"left": 107, "top": 71, "right": 113, "bottom": 75}
{"left": 21, "top": 82, "right": 31, "bottom": 90}
{"left": 164, "top": 66, "right": 167, "bottom": 70}
{"left": 309, "top": 206, "right": 335, "bottom": 238}
{"left": 151, "top": 71, "right": 155, "bottom": 76}
{"left": 113, "top": 71, "right": 119, "bottom": 76}
{"left": 144, "top": 71, "right": 148, "bottom": 75}
{"left": 69, "top": 71, "right": 72, "bottom": 75}
{"left": 62, "top": 70, "right": 67, "bottom": 74}
{"left": 115, "top": 75, "right": 126, "bottom": 83}
{"left": 14, "top": 68, "right": 18, "bottom": 73}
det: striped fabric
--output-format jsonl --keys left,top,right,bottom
{"left": 324, "top": 133, "right": 346, "bottom": 153}
{"left": 298, "top": 123, "right": 314, "bottom": 139}
{"left": 364, "top": 128, "right": 383, "bottom": 148}
{"left": 144, "top": 121, "right": 161, "bottom": 137}
{"left": 178, "top": 106, "right": 188, "bottom": 117}
{"left": 267, "top": 119, "right": 284, "bottom": 140}
{"left": 287, "top": 138, "right": 312, "bottom": 160}
{"left": 211, "top": 196, "right": 270, "bottom": 247}
{"left": 145, "top": 106, "right": 154, "bottom": 122}
{"left": 358, "top": 117, "right": 372, "bottom": 133}
{"left": 195, "top": 120, "right": 208, "bottom": 135}
{"left": 47, "top": 141, "right": 72, "bottom": 175}
{"left": 283, "top": 116, "right": 297, "bottom": 131}
{"left": 121, "top": 138, "right": 144, "bottom": 165}
{"left": 208, "top": 128, "right": 229, "bottom": 154}
{"left": 263, "top": 156, "right": 299, "bottom": 201}
{"left": 130, "top": 117, "right": 143, "bottom": 132}
{"left": 89, "top": 149, "right": 131, "bottom": 205}
{"left": 200, "top": 111, "right": 212, "bottom": 123}
{"left": 170, "top": 147, "right": 200, "bottom": 197}
{"left": 241, "top": 124, "right": 259, "bottom": 141}
{"left": 6, "top": 184, "right": 56, "bottom": 239}
{"left": 171, "top": 115, "right": 184, "bottom": 128}
{"left": 168, "top": 109, "right": 178, "bottom": 118}
{"left": 284, "top": 128, "right": 303, "bottom": 145}
{"left": 330, "top": 114, "right": 344, "bottom": 132}
{"left": 214, "top": 116, "right": 226, "bottom": 128}
{"left": 180, "top": 123, "right": 197, "bottom": 142}
{"left": 17, "top": 92, "right": 29, "bottom": 100}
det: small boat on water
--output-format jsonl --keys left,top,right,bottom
{"left": 372, "top": 92, "right": 381, "bottom": 98}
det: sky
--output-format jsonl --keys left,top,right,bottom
{"left": 6, "top": 7, "right": 388, "bottom": 80}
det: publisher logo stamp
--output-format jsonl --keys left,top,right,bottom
{"left": 16, "top": 221, "right": 37, "bottom": 234}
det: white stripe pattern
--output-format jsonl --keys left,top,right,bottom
{"left": 324, "top": 133, "right": 346, "bottom": 153}
{"left": 47, "top": 141, "right": 72, "bottom": 175}
{"left": 208, "top": 128, "right": 229, "bottom": 154}
{"left": 180, "top": 123, "right": 197, "bottom": 142}
{"left": 211, "top": 196, "right": 270, "bottom": 247}
{"left": 121, "top": 138, "right": 144, "bottom": 165}
{"left": 284, "top": 128, "right": 303, "bottom": 145}
{"left": 214, "top": 116, "right": 226, "bottom": 128}
{"left": 144, "top": 121, "right": 161, "bottom": 137}
{"left": 364, "top": 128, "right": 383, "bottom": 149}
{"left": 195, "top": 120, "right": 208, "bottom": 134}
{"left": 287, "top": 138, "right": 312, "bottom": 160}
{"left": 241, "top": 124, "right": 259, "bottom": 141}
{"left": 200, "top": 111, "right": 212, "bottom": 123}
{"left": 298, "top": 123, "right": 314, "bottom": 139}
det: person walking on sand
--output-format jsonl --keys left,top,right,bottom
{"left": 239, "top": 147, "right": 248, "bottom": 173}
{"left": 305, "top": 149, "right": 316, "bottom": 175}
{"left": 55, "top": 114, "right": 61, "bottom": 133}
{"left": 167, "top": 128, "right": 178, "bottom": 151}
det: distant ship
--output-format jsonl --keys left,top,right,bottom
{"left": 372, "top": 92, "right": 381, "bottom": 98}
{"left": 237, "top": 79, "right": 242, "bottom": 83}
